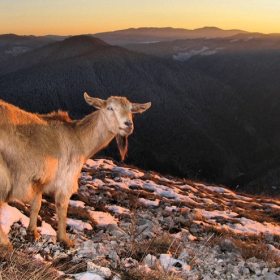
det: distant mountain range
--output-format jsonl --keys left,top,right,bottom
{"left": 92, "top": 26, "right": 248, "bottom": 45}
{"left": 0, "top": 27, "right": 248, "bottom": 61}
{"left": 1, "top": 28, "right": 280, "bottom": 194}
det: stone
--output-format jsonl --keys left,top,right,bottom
{"left": 87, "top": 262, "right": 112, "bottom": 278}
{"left": 143, "top": 254, "right": 157, "bottom": 267}
{"left": 263, "top": 272, "right": 280, "bottom": 280}
{"left": 220, "top": 239, "right": 240, "bottom": 255}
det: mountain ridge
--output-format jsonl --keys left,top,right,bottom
{"left": 92, "top": 26, "right": 248, "bottom": 45}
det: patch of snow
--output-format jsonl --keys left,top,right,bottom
{"left": 233, "top": 217, "right": 280, "bottom": 235}
{"left": 200, "top": 209, "right": 239, "bottom": 220}
{"left": 201, "top": 185, "right": 234, "bottom": 194}
{"left": 104, "top": 178, "right": 130, "bottom": 190}
{"left": 0, "top": 203, "right": 56, "bottom": 237}
{"left": 153, "top": 174, "right": 180, "bottom": 184}
{"left": 165, "top": 205, "right": 178, "bottom": 212}
{"left": 88, "top": 211, "right": 118, "bottom": 227}
{"left": 67, "top": 218, "right": 93, "bottom": 231}
{"left": 235, "top": 195, "right": 253, "bottom": 201}
{"left": 178, "top": 184, "right": 197, "bottom": 192}
{"left": 106, "top": 205, "right": 130, "bottom": 215}
{"left": 74, "top": 272, "right": 105, "bottom": 280}
{"left": 90, "top": 178, "right": 105, "bottom": 188}
{"left": 263, "top": 203, "right": 280, "bottom": 210}
{"left": 139, "top": 198, "right": 160, "bottom": 207}
{"left": 69, "top": 200, "right": 86, "bottom": 208}
{"left": 39, "top": 221, "right": 56, "bottom": 236}
{"left": 112, "top": 166, "right": 144, "bottom": 177}
{"left": 267, "top": 244, "right": 280, "bottom": 258}
{"left": 0, "top": 204, "right": 29, "bottom": 234}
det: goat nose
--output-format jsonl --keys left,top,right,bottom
{"left": 124, "top": 121, "right": 132, "bottom": 127}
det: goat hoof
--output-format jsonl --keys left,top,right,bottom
{"left": 26, "top": 231, "right": 41, "bottom": 242}
{"left": 58, "top": 237, "right": 74, "bottom": 248}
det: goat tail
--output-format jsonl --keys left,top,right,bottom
{"left": 116, "top": 135, "right": 128, "bottom": 161}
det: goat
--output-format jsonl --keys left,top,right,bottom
{"left": 0, "top": 93, "right": 151, "bottom": 248}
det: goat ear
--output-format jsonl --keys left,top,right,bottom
{"left": 131, "top": 102, "right": 151, "bottom": 114}
{"left": 84, "top": 92, "right": 104, "bottom": 109}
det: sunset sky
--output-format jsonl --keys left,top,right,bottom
{"left": 1, "top": 0, "right": 280, "bottom": 36}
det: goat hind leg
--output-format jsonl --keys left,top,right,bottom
{"left": 55, "top": 195, "right": 73, "bottom": 248}
{"left": 26, "top": 193, "right": 42, "bottom": 241}
{"left": 0, "top": 166, "right": 13, "bottom": 249}
{"left": 0, "top": 203, "right": 12, "bottom": 249}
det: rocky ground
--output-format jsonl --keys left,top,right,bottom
{"left": 1, "top": 158, "right": 280, "bottom": 280}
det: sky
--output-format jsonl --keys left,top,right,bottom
{"left": 1, "top": 0, "right": 280, "bottom": 36}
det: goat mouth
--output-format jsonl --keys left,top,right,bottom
{"left": 119, "top": 127, "right": 133, "bottom": 135}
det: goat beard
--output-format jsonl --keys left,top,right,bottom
{"left": 116, "top": 135, "right": 128, "bottom": 161}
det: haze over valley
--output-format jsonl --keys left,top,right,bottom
{"left": 1, "top": 27, "right": 280, "bottom": 195}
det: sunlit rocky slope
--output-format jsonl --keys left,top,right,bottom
{"left": 1, "top": 158, "right": 280, "bottom": 279}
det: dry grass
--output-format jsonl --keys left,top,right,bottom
{"left": 0, "top": 246, "right": 60, "bottom": 280}
{"left": 207, "top": 232, "right": 280, "bottom": 267}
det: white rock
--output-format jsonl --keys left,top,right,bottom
{"left": 143, "top": 254, "right": 157, "bottom": 267}
{"left": 159, "top": 253, "right": 191, "bottom": 273}
{"left": 74, "top": 272, "right": 104, "bottom": 280}
{"left": 87, "top": 262, "right": 111, "bottom": 278}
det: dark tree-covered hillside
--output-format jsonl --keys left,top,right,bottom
{"left": 1, "top": 35, "right": 279, "bottom": 194}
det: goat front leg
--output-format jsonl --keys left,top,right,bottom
{"left": 55, "top": 195, "right": 73, "bottom": 248}
{"left": 26, "top": 193, "right": 42, "bottom": 241}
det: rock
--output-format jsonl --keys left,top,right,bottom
{"left": 189, "top": 223, "right": 203, "bottom": 234}
{"left": 265, "top": 235, "right": 274, "bottom": 242}
{"left": 240, "top": 267, "right": 250, "bottom": 275}
{"left": 106, "top": 224, "right": 127, "bottom": 237}
{"left": 220, "top": 238, "right": 241, "bottom": 255}
{"left": 112, "top": 276, "right": 122, "bottom": 280}
{"left": 159, "top": 253, "right": 191, "bottom": 273}
{"left": 263, "top": 272, "right": 280, "bottom": 280}
{"left": 121, "top": 258, "right": 138, "bottom": 269}
{"left": 73, "top": 272, "right": 105, "bottom": 280}
{"left": 77, "top": 241, "right": 108, "bottom": 259}
{"left": 107, "top": 250, "right": 120, "bottom": 264}
{"left": 87, "top": 262, "right": 112, "bottom": 278}
{"left": 143, "top": 254, "right": 157, "bottom": 267}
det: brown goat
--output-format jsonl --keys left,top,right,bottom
{"left": 0, "top": 93, "right": 151, "bottom": 248}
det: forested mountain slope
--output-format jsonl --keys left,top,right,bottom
{"left": 0, "top": 35, "right": 278, "bottom": 193}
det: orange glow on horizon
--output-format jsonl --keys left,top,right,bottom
{"left": 1, "top": 0, "right": 280, "bottom": 36}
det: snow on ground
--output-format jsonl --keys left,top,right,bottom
{"left": 69, "top": 200, "right": 86, "bottom": 208}
{"left": 88, "top": 211, "right": 118, "bottom": 227}
{"left": 106, "top": 205, "right": 131, "bottom": 215}
{"left": 1, "top": 203, "right": 56, "bottom": 236}
{"left": 67, "top": 218, "right": 93, "bottom": 231}
{"left": 1, "top": 204, "right": 29, "bottom": 234}
{"left": 1, "top": 158, "right": 280, "bottom": 279}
